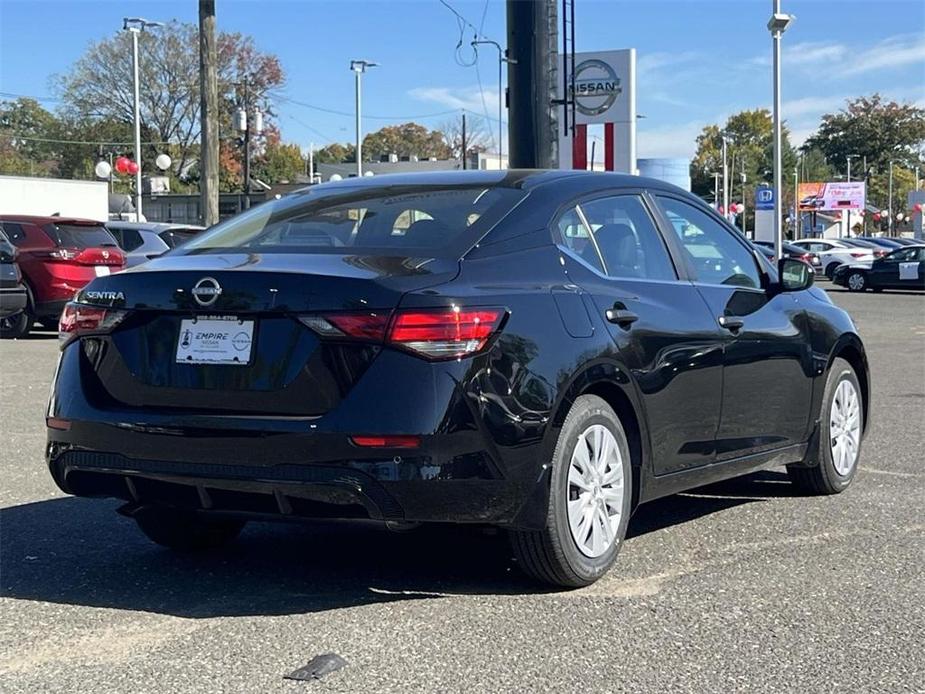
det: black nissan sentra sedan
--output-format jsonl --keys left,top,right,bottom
{"left": 46, "top": 170, "right": 869, "bottom": 587}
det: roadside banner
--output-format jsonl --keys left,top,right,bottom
{"left": 797, "top": 181, "right": 865, "bottom": 211}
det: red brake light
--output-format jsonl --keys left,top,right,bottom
{"left": 389, "top": 309, "right": 504, "bottom": 359}
{"left": 58, "top": 302, "right": 128, "bottom": 347}
{"left": 350, "top": 435, "right": 421, "bottom": 448}
{"left": 849, "top": 251, "right": 866, "bottom": 258}
{"left": 300, "top": 307, "right": 507, "bottom": 360}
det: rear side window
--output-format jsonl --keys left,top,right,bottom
{"left": 159, "top": 229, "right": 198, "bottom": 248}
{"left": 181, "top": 186, "right": 525, "bottom": 256}
{"left": 0, "top": 223, "right": 27, "bottom": 246}
{"left": 43, "top": 224, "right": 118, "bottom": 249}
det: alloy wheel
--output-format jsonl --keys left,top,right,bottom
{"left": 566, "top": 424, "right": 625, "bottom": 558}
{"left": 847, "top": 272, "right": 865, "bottom": 291}
{"left": 829, "top": 379, "right": 861, "bottom": 476}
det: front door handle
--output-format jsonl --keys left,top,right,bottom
{"left": 718, "top": 315, "right": 744, "bottom": 332}
{"left": 606, "top": 308, "right": 639, "bottom": 327}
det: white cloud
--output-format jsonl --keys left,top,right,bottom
{"left": 408, "top": 85, "right": 500, "bottom": 116}
{"left": 637, "top": 120, "right": 708, "bottom": 159}
{"left": 749, "top": 33, "right": 925, "bottom": 77}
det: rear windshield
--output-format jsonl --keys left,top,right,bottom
{"left": 180, "top": 185, "right": 526, "bottom": 256}
{"left": 43, "top": 223, "right": 118, "bottom": 249}
{"left": 159, "top": 229, "right": 199, "bottom": 248}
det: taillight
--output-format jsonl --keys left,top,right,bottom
{"left": 849, "top": 251, "right": 866, "bottom": 258}
{"left": 389, "top": 309, "right": 504, "bottom": 359}
{"left": 299, "top": 307, "right": 507, "bottom": 361}
{"left": 58, "top": 302, "right": 128, "bottom": 348}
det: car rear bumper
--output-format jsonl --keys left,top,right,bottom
{"left": 0, "top": 286, "right": 27, "bottom": 317}
{"left": 46, "top": 442, "right": 526, "bottom": 526}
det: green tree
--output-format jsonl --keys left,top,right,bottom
{"left": 252, "top": 128, "right": 304, "bottom": 183}
{"left": 0, "top": 98, "right": 62, "bottom": 174}
{"left": 804, "top": 95, "right": 925, "bottom": 213}
{"left": 314, "top": 143, "right": 354, "bottom": 164}
{"left": 690, "top": 109, "right": 797, "bottom": 230}
{"left": 361, "top": 122, "right": 451, "bottom": 161}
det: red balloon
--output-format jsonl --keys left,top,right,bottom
{"left": 872, "top": 213, "right": 881, "bottom": 221}
{"left": 127, "top": 161, "right": 139, "bottom": 175}
{"left": 114, "top": 156, "right": 130, "bottom": 174}
{"left": 915, "top": 203, "right": 923, "bottom": 213}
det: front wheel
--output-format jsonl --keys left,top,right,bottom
{"left": 788, "top": 358, "right": 863, "bottom": 494}
{"left": 846, "top": 270, "right": 867, "bottom": 292}
{"left": 509, "top": 395, "right": 632, "bottom": 588}
{"left": 134, "top": 506, "right": 245, "bottom": 551}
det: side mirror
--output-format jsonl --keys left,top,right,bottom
{"left": 778, "top": 257, "right": 814, "bottom": 292}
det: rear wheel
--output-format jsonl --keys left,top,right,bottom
{"left": 788, "top": 358, "right": 863, "bottom": 494}
{"left": 824, "top": 262, "right": 839, "bottom": 280}
{"left": 134, "top": 507, "right": 245, "bottom": 551}
{"left": 846, "top": 270, "right": 867, "bottom": 292}
{"left": 509, "top": 395, "right": 632, "bottom": 588}
{"left": 0, "top": 309, "right": 31, "bottom": 339}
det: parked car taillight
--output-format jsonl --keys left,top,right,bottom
{"left": 58, "top": 302, "right": 128, "bottom": 347}
{"left": 849, "top": 251, "right": 867, "bottom": 258}
{"left": 300, "top": 307, "right": 508, "bottom": 361}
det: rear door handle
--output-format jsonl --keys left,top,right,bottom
{"left": 718, "top": 315, "right": 744, "bottom": 332}
{"left": 606, "top": 308, "right": 639, "bottom": 327}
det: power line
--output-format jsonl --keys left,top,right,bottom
{"left": 3, "top": 134, "right": 170, "bottom": 146}
{"left": 0, "top": 91, "right": 61, "bottom": 103}
{"left": 273, "top": 92, "right": 460, "bottom": 121}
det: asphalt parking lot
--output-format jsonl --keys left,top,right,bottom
{"left": 1, "top": 288, "right": 923, "bottom": 693}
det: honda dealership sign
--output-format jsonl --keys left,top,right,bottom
{"left": 558, "top": 49, "right": 636, "bottom": 174}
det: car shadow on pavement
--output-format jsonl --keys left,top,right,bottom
{"left": 0, "top": 470, "right": 798, "bottom": 617}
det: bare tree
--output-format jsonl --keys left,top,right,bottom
{"left": 439, "top": 114, "right": 491, "bottom": 162}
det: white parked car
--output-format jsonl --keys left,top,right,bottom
{"left": 791, "top": 238, "right": 875, "bottom": 278}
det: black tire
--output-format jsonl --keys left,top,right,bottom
{"left": 846, "top": 270, "right": 867, "bottom": 292}
{"left": 509, "top": 395, "right": 633, "bottom": 588}
{"left": 824, "top": 262, "right": 839, "bottom": 280}
{"left": 134, "top": 506, "right": 245, "bottom": 551}
{"left": 0, "top": 309, "right": 32, "bottom": 339}
{"left": 788, "top": 357, "right": 863, "bottom": 495}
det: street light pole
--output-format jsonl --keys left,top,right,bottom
{"left": 768, "top": 2, "right": 793, "bottom": 259}
{"left": 846, "top": 154, "right": 856, "bottom": 237}
{"left": 888, "top": 160, "right": 894, "bottom": 236}
{"left": 472, "top": 40, "right": 516, "bottom": 170}
{"left": 123, "top": 17, "right": 162, "bottom": 222}
{"left": 713, "top": 172, "right": 721, "bottom": 212}
{"left": 350, "top": 59, "right": 378, "bottom": 178}
{"left": 721, "top": 135, "right": 729, "bottom": 219}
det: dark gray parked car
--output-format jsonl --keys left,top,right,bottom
{"left": 106, "top": 222, "right": 205, "bottom": 268}
{"left": 0, "top": 226, "right": 28, "bottom": 327}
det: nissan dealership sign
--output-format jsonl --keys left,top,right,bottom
{"left": 558, "top": 49, "right": 636, "bottom": 174}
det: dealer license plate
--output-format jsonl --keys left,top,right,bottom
{"left": 175, "top": 316, "right": 254, "bottom": 366}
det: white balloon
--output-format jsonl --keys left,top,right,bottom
{"left": 896, "top": 213, "right": 904, "bottom": 221}
{"left": 94, "top": 160, "right": 112, "bottom": 179}
{"left": 363, "top": 170, "right": 375, "bottom": 177}
{"left": 155, "top": 153, "right": 172, "bottom": 171}
{"left": 329, "top": 174, "right": 343, "bottom": 182}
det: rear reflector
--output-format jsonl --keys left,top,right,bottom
{"left": 350, "top": 435, "right": 421, "bottom": 448}
{"left": 59, "top": 302, "right": 128, "bottom": 347}
{"left": 46, "top": 416, "right": 71, "bottom": 431}
{"left": 301, "top": 307, "right": 506, "bottom": 361}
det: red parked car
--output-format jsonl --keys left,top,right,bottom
{"left": 0, "top": 216, "right": 124, "bottom": 338}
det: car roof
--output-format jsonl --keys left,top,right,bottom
{"left": 0, "top": 214, "right": 105, "bottom": 225}
{"left": 287, "top": 169, "right": 687, "bottom": 196}
{"left": 106, "top": 221, "right": 206, "bottom": 232}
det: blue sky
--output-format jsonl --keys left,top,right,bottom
{"left": 1, "top": 0, "right": 923, "bottom": 161}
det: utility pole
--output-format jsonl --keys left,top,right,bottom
{"left": 506, "top": 0, "right": 558, "bottom": 168}
{"left": 713, "top": 172, "right": 721, "bottom": 211}
{"left": 308, "top": 142, "right": 315, "bottom": 182}
{"left": 198, "top": 0, "right": 219, "bottom": 226}
{"left": 740, "top": 164, "right": 747, "bottom": 235}
{"left": 461, "top": 112, "right": 468, "bottom": 170}
{"left": 472, "top": 39, "right": 515, "bottom": 169}
{"left": 846, "top": 154, "right": 856, "bottom": 237}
